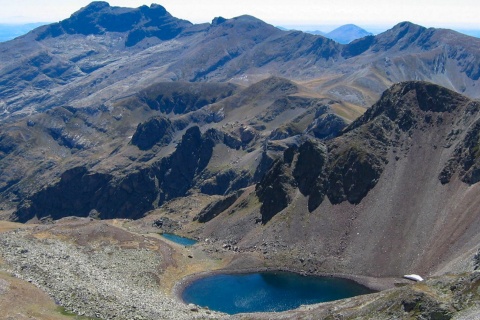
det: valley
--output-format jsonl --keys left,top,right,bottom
{"left": 1, "top": 1, "right": 480, "bottom": 319}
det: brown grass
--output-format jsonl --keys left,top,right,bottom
{"left": 0, "top": 271, "right": 71, "bottom": 320}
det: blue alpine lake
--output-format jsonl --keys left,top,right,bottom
{"left": 181, "top": 271, "right": 374, "bottom": 314}
{"left": 161, "top": 233, "right": 197, "bottom": 246}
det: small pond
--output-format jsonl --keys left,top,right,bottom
{"left": 182, "top": 271, "right": 374, "bottom": 314}
{"left": 161, "top": 233, "right": 197, "bottom": 246}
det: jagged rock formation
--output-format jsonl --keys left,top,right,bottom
{"left": 12, "top": 126, "right": 217, "bottom": 222}
{"left": 131, "top": 116, "right": 174, "bottom": 150}
{"left": 256, "top": 158, "right": 297, "bottom": 224}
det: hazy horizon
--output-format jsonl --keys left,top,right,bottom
{"left": 0, "top": 0, "right": 477, "bottom": 30}
{"left": 1, "top": 21, "right": 479, "bottom": 43}
{"left": 0, "top": 0, "right": 478, "bottom": 42}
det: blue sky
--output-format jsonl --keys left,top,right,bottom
{"left": 0, "top": 0, "right": 478, "bottom": 32}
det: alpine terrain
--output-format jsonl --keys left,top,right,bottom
{"left": 0, "top": 2, "right": 480, "bottom": 319}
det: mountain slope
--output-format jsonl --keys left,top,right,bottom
{"left": 2, "top": 76, "right": 347, "bottom": 223}
{"left": 0, "top": 3, "right": 479, "bottom": 228}
{"left": 0, "top": 3, "right": 480, "bottom": 317}
{"left": 194, "top": 81, "right": 480, "bottom": 279}
{"left": 1, "top": 5, "right": 480, "bottom": 124}
{"left": 313, "top": 21, "right": 480, "bottom": 106}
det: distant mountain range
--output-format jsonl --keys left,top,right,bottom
{"left": 280, "top": 24, "right": 480, "bottom": 42}
{"left": 277, "top": 24, "right": 372, "bottom": 43}
{"left": 307, "top": 24, "right": 373, "bottom": 44}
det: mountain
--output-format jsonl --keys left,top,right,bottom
{"left": 1, "top": 0, "right": 480, "bottom": 256}
{"left": 196, "top": 81, "right": 480, "bottom": 277}
{"left": 305, "top": 29, "right": 326, "bottom": 36}
{"left": 1, "top": 2, "right": 480, "bottom": 319}
{"left": 0, "top": 7, "right": 478, "bottom": 124}
{"left": 1, "top": 0, "right": 480, "bottom": 259}
{"left": 35, "top": 2, "right": 192, "bottom": 46}
{"left": 325, "top": 24, "right": 372, "bottom": 43}
{"left": 5, "top": 76, "right": 349, "bottom": 222}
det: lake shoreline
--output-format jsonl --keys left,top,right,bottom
{"left": 172, "top": 264, "right": 406, "bottom": 306}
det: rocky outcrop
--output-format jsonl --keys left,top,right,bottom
{"left": 327, "top": 145, "right": 385, "bottom": 204}
{"left": 307, "top": 112, "right": 347, "bottom": 140}
{"left": 194, "top": 191, "right": 244, "bottom": 223}
{"left": 239, "top": 125, "right": 257, "bottom": 144}
{"left": 14, "top": 167, "right": 113, "bottom": 222}
{"left": 12, "top": 126, "right": 217, "bottom": 222}
{"left": 256, "top": 130, "right": 386, "bottom": 222}
{"left": 131, "top": 116, "right": 173, "bottom": 150}
{"left": 256, "top": 131, "right": 385, "bottom": 223}
{"left": 440, "top": 116, "right": 480, "bottom": 184}
{"left": 13, "top": 165, "right": 161, "bottom": 222}
{"left": 199, "top": 169, "right": 250, "bottom": 195}
{"left": 256, "top": 158, "right": 297, "bottom": 224}
{"left": 292, "top": 140, "right": 329, "bottom": 211}
{"left": 156, "top": 126, "right": 215, "bottom": 204}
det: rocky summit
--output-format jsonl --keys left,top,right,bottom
{"left": 1, "top": 2, "right": 480, "bottom": 319}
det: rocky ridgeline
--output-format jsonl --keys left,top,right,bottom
{"left": 0, "top": 229, "right": 222, "bottom": 320}
{"left": 256, "top": 81, "right": 480, "bottom": 223}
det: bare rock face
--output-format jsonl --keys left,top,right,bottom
{"left": 292, "top": 140, "right": 328, "bottom": 211}
{"left": 131, "top": 116, "right": 173, "bottom": 150}
{"left": 256, "top": 158, "right": 297, "bottom": 224}
{"left": 239, "top": 125, "right": 256, "bottom": 144}
{"left": 194, "top": 190, "right": 244, "bottom": 223}
{"left": 440, "top": 118, "right": 480, "bottom": 184}
{"left": 327, "top": 145, "right": 385, "bottom": 204}
{"left": 307, "top": 112, "right": 347, "bottom": 140}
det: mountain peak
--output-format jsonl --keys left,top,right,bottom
{"left": 76, "top": 1, "right": 110, "bottom": 13}
{"left": 325, "top": 24, "right": 372, "bottom": 44}
{"left": 392, "top": 21, "right": 423, "bottom": 29}
{"left": 347, "top": 81, "right": 471, "bottom": 132}
{"left": 231, "top": 15, "right": 269, "bottom": 25}
{"left": 372, "top": 21, "right": 428, "bottom": 51}
{"left": 36, "top": 2, "right": 192, "bottom": 46}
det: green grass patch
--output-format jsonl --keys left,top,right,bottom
{"left": 56, "top": 307, "right": 102, "bottom": 320}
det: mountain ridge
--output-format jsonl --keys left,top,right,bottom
{"left": 1, "top": 3, "right": 480, "bottom": 318}
{"left": 0, "top": 7, "right": 479, "bottom": 124}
